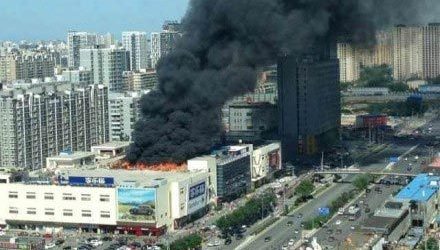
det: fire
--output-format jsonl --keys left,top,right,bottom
{"left": 111, "top": 160, "right": 187, "bottom": 172}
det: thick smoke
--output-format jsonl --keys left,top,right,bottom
{"left": 127, "top": 0, "right": 437, "bottom": 164}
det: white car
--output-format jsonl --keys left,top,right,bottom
{"left": 337, "top": 208, "right": 344, "bottom": 215}
{"left": 0, "top": 230, "right": 5, "bottom": 236}
{"left": 335, "top": 220, "right": 342, "bottom": 225}
{"left": 207, "top": 241, "right": 220, "bottom": 247}
{"left": 89, "top": 239, "right": 103, "bottom": 247}
{"left": 288, "top": 239, "right": 295, "bottom": 246}
{"left": 45, "top": 242, "right": 56, "bottom": 249}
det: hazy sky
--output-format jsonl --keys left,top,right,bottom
{"left": 0, "top": 0, "right": 190, "bottom": 41}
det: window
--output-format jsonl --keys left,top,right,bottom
{"left": 100, "top": 211, "right": 110, "bottom": 218}
{"left": 99, "top": 195, "right": 110, "bottom": 202}
{"left": 81, "top": 194, "right": 91, "bottom": 201}
{"left": 63, "top": 209, "right": 73, "bottom": 217}
{"left": 8, "top": 191, "right": 18, "bottom": 199}
{"left": 62, "top": 193, "right": 76, "bottom": 201}
{"left": 27, "top": 208, "right": 36, "bottom": 215}
{"left": 44, "top": 193, "right": 54, "bottom": 200}
{"left": 9, "top": 207, "right": 18, "bottom": 214}
{"left": 45, "top": 208, "right": 55, "bottom": 216}
{"left": 26, "top": 192, "right": 36, "bottom": 199}
{"left": 81, "top": 210, "right": 92, "bottom": 217}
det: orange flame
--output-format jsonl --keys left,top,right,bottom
{"left": 111, "top": 160, "right": 187, "bottom": 172}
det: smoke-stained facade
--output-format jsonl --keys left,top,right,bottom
{"left": 128, "top": 0, "right": 439, "bottom": 164}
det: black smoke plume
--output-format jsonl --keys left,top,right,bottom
{"left": 127, "top": 0, "right": 437, "bottom": 164}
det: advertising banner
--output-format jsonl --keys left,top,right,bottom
{"left": 68, "top": 176, "right": 114, "bottom": 186}
{"left": 187, "top": 181, "right": 207, "bottom": 214}
{"left": 117, "top": 188, "right": 156, "bottom": 222}
{"left": 269, "top": 149, "right": 281, "bottom": 170}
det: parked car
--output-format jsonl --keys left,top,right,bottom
{"left": 45, "top": 243, "right": 56, "bottom": 249}
{"left": 55, "top": 239, "right": 65, "bottom": 245}
{"left": 225, "top": 238, "right": 232, "bottom": 245}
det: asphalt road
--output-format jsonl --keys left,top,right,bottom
{"left": 313, "top": 183, "right": 399, "bottom": 249}
{"left": 238, "top": 142, "right": 413, "bottom": 250}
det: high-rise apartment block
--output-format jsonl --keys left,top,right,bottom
{"left": 0, "top": 81, "right": 109, "bottom": 170}
{"left": 337, "top": 31, "right": 393, "bottom": 82}
{"left": 98, "top": 33, "right": 116, "bottom": 47}
{"left": 67, "top": 31, "right": 98, "bottom": 68}
{"left": 108, "top": 91, "right": 148, "bottom": 141}
{"left": 338, "top": 24, "right": 440, "bottom": 82}
{"left": 122, "top": 69, "right": 158, "bottom": 91}
{"left": 122, "top": 31, "right": 149, "bottom": 70}
{"left": 61, "top": 67, "right": 92, "bottom": 86}
{"left": 278, "top": 55, "right": 340, "bottom": 162}
{"left": 0, "top": 54, "right": 55, "bottom": 83}
{"left": 392, "top": 25, "right": 423, "bottom": 80}
{"left": 150, "top": 30, "right": 182, "bottom": 68}
{"left": 80, "top": 45, "right": 129, "bottom": 92}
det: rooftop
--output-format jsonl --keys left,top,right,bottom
{"left": 395, "top": 174, "right": 440, "bottom": 202}
{"left": 362, "top": 216, "right": 398, "bottom": 232}
{"left": 59, "top": 168, "right": 207, "bottom": 187}
{"left": 46, "top": 151, "right": 96, "bottom": 161}
{"left": 91, "top": 141, "right": 131, "bottom": 150}
{"left": 429, "top": 157, "right": 440, "bottom": 168}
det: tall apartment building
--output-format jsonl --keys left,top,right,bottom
{"left": 392, "top": 23, "right": 440, "bottom": 80}
{"left": 122, "top": 69, "right": 158, "bottom": 91}
{"left": 278, "top": 55, "right": 340, "bottom": 162}
{"left": 80, "top": 45, "right": 129, "bottom": 92}
{"left": 67, "top": 31, "right": 98, "bottom": 68}
{"left": 61, "top": 67, "right": 92, "bottom": 86}
{"left": 108, "top": 91, "right": 148, "bottom": 141}
{"left": 337, "top": 31, "right": 393, "bottom": 82}
{"left": 150, "top": 30, "right": 182, "bottom": 68}
{"left": 122, "top": 31, "right": 148, "bottom": 70}
{"left": 393, "top": 25, "right": 423, "bottom": 80}
{"left": 98, "top": 33, "right": 116, "bottom": 47}
{"left": 421, "top": 23, "right": 440, "bottom": 79}
{"left": 0, "top": 82, "right": 109, "bottom": 170}
{"left": 0, "top": 54, "right": 55, "bottom": 83}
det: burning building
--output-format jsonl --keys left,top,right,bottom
{"left": 127, "top": 0, "right": 439, "bottom": 165}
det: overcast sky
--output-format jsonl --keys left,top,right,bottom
{"left": 0, "top": 0, "right": 190, "bottom": 41}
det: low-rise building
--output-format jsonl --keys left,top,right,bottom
{"left": 394, "top": 174, "right": 440, "bottom": 229}
{"left": 0, "top": 168, "right": 210, "bottom": 235}
{"left": 227, "top": 102, "right": 277, "bottom": 142}
{"left": 45, "top": 151, "right": 96, "bottom": 171}
{"left": 188, "top": 145, "right": 253, "bottom": 203}
{"left": 362, "top": 201, "right": 411, "bottom": 242}
{"left": 251, "top": 142, "right": 281, "bottom": 187}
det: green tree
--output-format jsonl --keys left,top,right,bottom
{"left": 389, "top": 82, "right": 410, "bottom": 92}
{"left": 428, "top": 76, "right": 440, "bottom": 85}
{"left": 170, "top": 234, "right": 203, "bottom": 250}
{"left": 295, "top": 179, "right": 315, "bottom": 198}
{"left": 420, "top": 237, "right": 439, "bottom": 250}
{"left": 358, "top": 65, "right": 393, "bottom": 87}
{"left": 353, "top": 174, "right": 373, "bottom": 191}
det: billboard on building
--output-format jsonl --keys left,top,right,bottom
{"left": 117, "top": 188, "right": 156, "bottom": 222}
{"left": 187, "top": 181, "right": 207, "bottom": 214}
{"left": 68, "top": 176, "right": 114, "bottom": 186}
{"left": 269, "top": 149, "right": 281, "bottom": 170}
